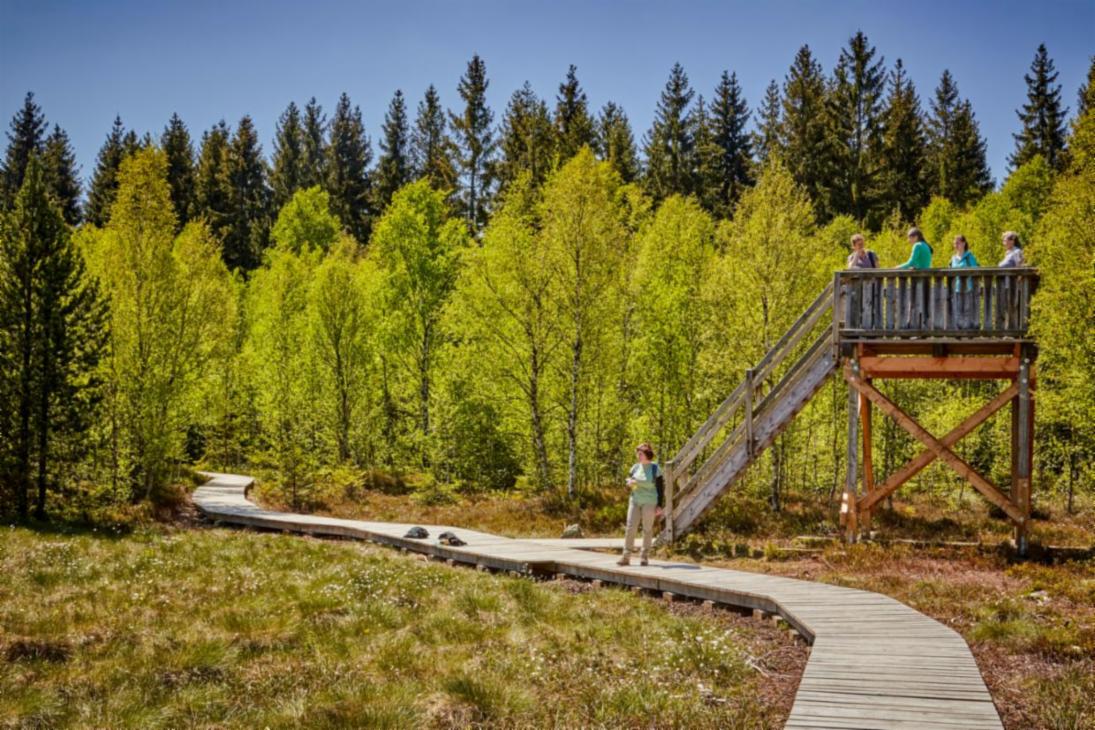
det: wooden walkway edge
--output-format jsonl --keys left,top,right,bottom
{"left": 193, "top": 472, "right": 1003, "bottom": 729}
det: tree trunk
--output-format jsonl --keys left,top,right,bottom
{"left": 34, "top": 384, "right": 49, "bottom": 520}
{"left": 528, "top": 346, "right": 551, "bottom": 490}
{"left": 566, "top": 333, "right": 582, "bottom": 498}
{"left": 419, "top": 322, "right": 432, "bottom": 465}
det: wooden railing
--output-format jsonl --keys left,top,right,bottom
{"left": 661, "top": 268, "right": 1039, "bottom": 543}
{"left": 836, "top": 267, "right": 1038, "bottom": 339}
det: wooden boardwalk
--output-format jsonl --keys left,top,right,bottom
{"left": 194, "top": 472, "right": 1003, "bottom": 729}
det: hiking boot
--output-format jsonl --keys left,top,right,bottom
{"left": 640, "top": 556, "right": 649, "bottom": 566}
{"left": 616, "top": 555, "right": 630, "bottom": 566}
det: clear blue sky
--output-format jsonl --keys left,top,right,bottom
{"left": 2, "top": 0, "right": 1092, "bottom": 189}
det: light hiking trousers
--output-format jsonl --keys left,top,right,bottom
{"left": 624, "top": 501, "right": 657, "bottom": 559}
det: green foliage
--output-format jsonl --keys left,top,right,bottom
{"left": 643, "top": 63, "right": 696, "bottom": 203}
{"left": 554, "top": 65, "right": 596, "bottom": 161}
{"left": 1030, "top": 104, "right": 1095, "bottom": 506}
{"left": 161, "top": 113, "right": 195, "bottom": 228}
{"left": 222, "top": 115, "right": 271, "bottom": 271}
{"left": 498, "top": 82, "right": 555, "bottom": 193}
{"left": 596, "top": 102, "right": 639, "bottom": 183}
{"left": 84, "top": 148, "right": 235, "bottom": 503}
{"left": 371, "top": 179, "right": 468, "bottom": 461}
{"left": 449, "top": 55, "right": 497, "bottom": 233}
{"left": 412, "top": 85, "right": 457, "bottom": 194}
{"left": 271, "top": 186, "right": 340, "bottom": 254}
{"left": 373, "top": 90, "right": 413, "bottom": 212}
{"left": 631, "top": 196, "right": 717, "bottom": 453}
{"left": 1011, "top": 44, "right": 1069, "bottom": 172}
{"left": 0, "top": 157, "right": 107, "bottom": 519}
{"left": 326, "top": 93, "right": 373, "bottom": 244}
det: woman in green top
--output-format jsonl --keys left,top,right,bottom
{"left": 897, "top": 227, "right": 934, "bottom": 269}
{"left": 617, "top": 443, "right": 662, "bottom": 566}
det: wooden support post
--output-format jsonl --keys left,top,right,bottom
{"left": 1015, "top": 358, "right": 1033, "bottom": 556}
{"left": 744, "top": 369, "right": 755, "bottom": 458}
{"left": 843, "top": 361, "right": 860, "bottom": 541}
{"left": 664, "top": 459, "right": 675, "bottom": 544}
{"left": 860, "top": 377, "right": 874, "bottom": 531}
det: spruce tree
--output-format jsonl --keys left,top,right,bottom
{"left": 643, "top": 62, "right": 696, "bottom": 202}
{"left": 193, "top": 121, "right": 232, "bottom": 240}
{"left": 706, "top": 70, "right": 753, "bottom": 217}
{"left": 498, "top": 82, "right": 555, "bottom": 191}
{"left": 85, "top": 116, "right": 130, "bottom": 226}
{"left": 301, "top": 97, "right": 327, "bottom": 189}
{"left": 271, "top": 101, "right": 307, "bottom": 209}
{"left": 928, "top": 71, "right": 992, "bottom": 206}
{"left": 826, "top": 31, "right": 886, "bottom": 221}
{"left": 374, "top": 90, "right": 413, "bottom": 211}
{"left": 0, "top": 157, "right": 107, "bottom": 519}
{"left": 1078, "top": 56, "right": 1095, "bottom": 118}
{"left": 413, "top": 84, "right": 457, "bottom": 193}
{"left": 596, "top": 102, "right": 639, "bottom": 183}
{"left": 326, "top": 92, "right": 373, "bottom": 243}
{"left": 554, "top": 65, "right": 596, "bottom": 160}
{"left": 1011, "top": 44, "right": 1069, "bottom": 171}
{"left": 449, "top": 54, "right": 497, "bottom": 233}
{"left": 877, "top": 60, "right": 930, "bottom": 222}
{"left": 780, "top": 46, "right": 832, "bottom": 218}
{"left": 223, "top": 115, "right": 272, "bottom": 271}
{"left": 161, "top": 113, "right": 195, "bottom": 228}
{"left": 1, "top": 92, "right": 47, "bottom": 210}
{"left": 754, "top": 80, "right": 782, "bottom": 165}
{"left": 42, "top": 125, "right": 81, "bottom": 225}
{"left": 691, "top": 95, "right": 720, "bottom": 213}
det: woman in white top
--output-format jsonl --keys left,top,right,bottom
{"left": 999, "top": 231, "right": 1025, "bottom": 268}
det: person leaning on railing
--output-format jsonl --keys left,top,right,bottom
{"left": 846, "top": 233, "right": 880, "bottom": 269}
{"left": 896, "top": 227, "right": 934, "bottom": 269}
{"left": 999, "top": 231, "right": 1025, "bottom": 267}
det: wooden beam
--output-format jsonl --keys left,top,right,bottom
{"left": 848, "top": 374, "right": 1025, "bottom": 524}
{"left": 858, "top": 383, "right": 1018, "bottom": 511}
{"left": 859, "top": 355, "right": 1020, "bottom": 379}
{"left": 844, "top": 364, "right": 860, "bottom": 540}
{"left": 860, "top": 378, "right": 874, "bottom": 530}
{"left": 1015, "top": 359, "right": 1033, "bottom": 553}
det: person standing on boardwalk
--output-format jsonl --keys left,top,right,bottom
{"left": 950, "top": 235, "right": 979, "bottom": 269}
{"left": 846, "top": 233, "right": 880, "bottom": 269}
{"left": 618, "top": 443, "right": 662, "bottom": 566}
{"left": 896, "top": 227, "right": 934, "bottom": 269}
{"left": 999, "top": 231, "right": 1025, "bottom": 267}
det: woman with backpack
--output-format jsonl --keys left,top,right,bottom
{"left": 846, "top": 233, "right": 880, "bottom": 269}
{"left": 617, "top": 443, "right": 662, "bottom": 567}
{"left": 949, "top": 235, "right": 980, "bottom": 326}
{"left": 950, "top": 235, "right": 979, "bottom": 268}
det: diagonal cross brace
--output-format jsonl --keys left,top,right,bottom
{"left": 846, "top": 372, "right": 1025, "bottom": 525}
{"left": 858, "top": 383, "right": 1019, "bottom": 512}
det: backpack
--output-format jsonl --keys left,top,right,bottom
{"left": 652, "top": 463, "right": 666, "bottom": 508}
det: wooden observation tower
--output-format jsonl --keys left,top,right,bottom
{"left": 660, "top": 267, "right": 1040, "bottom": 555}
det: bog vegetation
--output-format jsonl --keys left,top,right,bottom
{"left": 0, "top": 38, "right": 1092, "bottom": 532}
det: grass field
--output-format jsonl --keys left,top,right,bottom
{"left": 253, "top": 477, "right": 1095, "bottom": 730}
{"left": 0, "top": 524, "right": 804, "bottom": 729}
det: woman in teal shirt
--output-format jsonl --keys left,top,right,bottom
{"left": 617, "top": 443, "right": 661, "bottom": 566}
{"left": 949, "top": 235, "right": 979, "bottom": 268}
{"left": 897, "top": 227, "right": 934, "bottom": 269}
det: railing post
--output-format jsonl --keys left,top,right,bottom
{"left": 664, "top": 459, "right": 675, "bottom": 543}
{"left": 744, "top": 369, "right": 755, "bottom": 458}
{"left": 832, "top": 272, "right": 842, "bottom": 359}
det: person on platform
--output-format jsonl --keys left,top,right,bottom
{"left": 999, "top": 231, "right": 1025, "bottom": 267}
{"left": 897, "top": 227, "right": 934, "bottom": 269}
{"left": 950, "top": 235, "right": 979, "bottom": 269}
{"left": 846, "top": 233, "right": 880, "bottom": 269}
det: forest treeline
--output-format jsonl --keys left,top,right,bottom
{"left": 0, "top": 36, "right": 1092, "bottom": 522}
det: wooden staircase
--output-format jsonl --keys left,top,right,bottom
{"left": 661, "top": 282, "right": 839, "bottom": 542}
{"left": 660, "top": 266, "right": 1041, "bottom": 545}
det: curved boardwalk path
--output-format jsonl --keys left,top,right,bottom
{"left": 195, "top": 473, "right": 1002, "bottom": 729}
